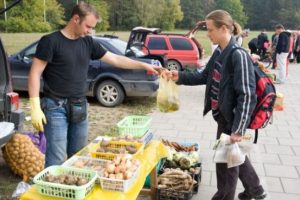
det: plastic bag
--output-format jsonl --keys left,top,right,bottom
{"left": 23, "top": 131, "right": 46, "bottom": 154}
{"left": 12, "top": 181, "right": 31, "bottom": 199}
{"left": 2, "top": 133, "right": 45, "bottom": 181}
{"left": 239, "top": 134, "right": 253, "bottom": 154}
{"left": 227, "top": 143, "right": 245, "bottom": 168}
{"left": 213, "top": 134, "right": 231, "bottom": 163}
{"left": 274, "top": 92, "right": 284, "bottom": 111}
{"left": 157, "top": 76, "right": 179, "bottom": 112}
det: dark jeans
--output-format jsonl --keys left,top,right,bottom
{"left": 212, "top": 115, "right": 264, "bottom": 200}
{"left": 41, "top": 97, "right": 88, "bottom": 167}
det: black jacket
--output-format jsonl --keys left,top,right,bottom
{"left": 257, "top": 32, "right": 268, "bottom": 49}
{"left": 177, "top": 37, "right": 256, "bottom": 134}
{"left": 276, "top": 31, "right": 291, "bottom": 54}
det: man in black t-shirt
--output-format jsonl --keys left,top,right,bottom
{"left": 28, "top": 2, "right": 160, "bottom": 167}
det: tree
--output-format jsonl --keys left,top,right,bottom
{"left": 176, "top": 0, "right": 215, "bottom": 29}
{"left": 156, "top": 0, "right": 183, "bottom": 30}
{"left": 134, "top": 0, "right": 163, "bottom": 27}
{"left": 215, "top": 0, "right": 247, "bottom": 27}
{"left": 86, "top": 0, "right": 109, "bottom": 31}
{"left": 0, "top": 0, "right": 64, "bottom": 32}
{"left": 45, "top": 0, "right": 65, "bottom": 30}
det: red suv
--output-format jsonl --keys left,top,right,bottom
{"left": 127, "top": 27, "right": 203, "bottom": 71}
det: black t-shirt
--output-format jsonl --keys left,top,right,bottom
{"left": 35, "top": 31, "right": 107, "bottom": 97}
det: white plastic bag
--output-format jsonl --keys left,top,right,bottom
{"left": 12, "top": 181, "right": 31, "bottom": 199}
{"left": 239, "top": 134, "right": 253, "bottom": 154}
{"left": 213, "top": 134, "right": 231, "bottom": 163}
{"left": 227, "top": 143, "right": 245, "bottom": 168}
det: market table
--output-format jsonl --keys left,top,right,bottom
{"left": 20, "top": 140, "right": 168, "bottom": 200}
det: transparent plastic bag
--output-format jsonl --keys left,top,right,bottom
{"left": 227, "top": 143, "right": 245, "bottom": 168}
{"left": 213, "top": 134, "right": 231, "bottom": 163}
{"left": 12, "top": 181, "right": 31, "bottom": 199}
{"left": 239, "top": 134, "right": 253, "bottom": 154}
{"left": 157, "top": 77, "right": 179, "bottom": 112}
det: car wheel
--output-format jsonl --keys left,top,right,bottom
{"left": 95, "top": 80, "right": 125, "bottom": 107}
{"left": 167, "top": 60, "right": 181, "bottom": 71}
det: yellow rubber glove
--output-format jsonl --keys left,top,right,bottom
{"left": 30, "top": 97, "right": 47, "bottom": 131}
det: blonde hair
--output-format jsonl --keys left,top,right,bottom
{"left": 205, "top": 10, "right": 234, "bottom": 32}
{"left": 233, "top": 22, "right": 242, "bottom": 36}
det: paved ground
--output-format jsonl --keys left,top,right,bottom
{"left": 150, "top": 63, "right": 300, "bottom": 200}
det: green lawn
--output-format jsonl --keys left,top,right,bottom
{"left": 0, "top": 30, "right": 274, "bottom": 56}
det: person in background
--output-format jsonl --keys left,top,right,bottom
{"left": 248, "top": 37, "right": 258, "bottom": 55}
{"left": 233, "top": 22, "right": 243, "bottom": 46}
{"left": 28, "top": 2, "right": 160, "bottom": 167}
{"left": 257, "top": 30, "right": 269, "bottom": 58}
{"left": 293, "top": 31, "right": 300, "bottom": 63}
{"left": 271, "top": 31, "right": 279, "bottom": 69}
{"left": 275, "top": 24, "right": 290, "bottom": 84}
{"left": 162, "top": 10, "right": 267, "bottom": 200}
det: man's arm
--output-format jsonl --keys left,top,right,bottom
{"left": 28, "top": 57, "right": 47, "bottom": 131}
{"left": 100, "top": 51, "right": 160, "bottom": 74}
{"left": 28, "top": 57, "right": 47, "bottom": 97}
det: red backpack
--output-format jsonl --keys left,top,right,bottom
{"left": 228, "top": 47, "right": 276, "bottom": 143}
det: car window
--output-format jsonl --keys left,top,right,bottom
{"left": 148, "top": 37, "right": 168, "bottom": 50}
{"left": 169, "top": 38, "right": 193, "bottom": 50}
{"left": 24, "top": 43, "right": 38, "bottom": 59}
{"left": 107, "top": 39, "right": 127, "bottom": 54}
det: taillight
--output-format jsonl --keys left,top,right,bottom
{"left": 7, "top": 92, "right": 19, "bottom": 111}
{"left": 147, "top": 59, "right": 162, "bottom": 76}
{"left": 147, "top": 71, "right": 157, "bottom": 76}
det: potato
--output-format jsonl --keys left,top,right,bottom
{"left": 2, "top": 133, "right": 45, "bottom": 182}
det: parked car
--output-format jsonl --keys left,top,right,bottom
{"left": 0, "top": 0, "right": 24, "bottom": 146}
{"left": 126, "top": 27, "right": 204, "bottom": 71}
{"left": 9, "top": 35, "right": 162, "bottom": 107}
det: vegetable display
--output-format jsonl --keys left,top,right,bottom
{"left": 101, "top": 154, "right": 140, "bottom": 180}
{"left": 43, "top": 174, "right": 88, "bottom": 186}
{"left": 162, "top": 139, "right": 197, "bottom": 152}
{"left": 158, "top": 168, "right": 197, "bottom": 191}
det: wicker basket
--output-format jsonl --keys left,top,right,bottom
{"left": 33, "top": 165, "right": 97, "bottom": 200}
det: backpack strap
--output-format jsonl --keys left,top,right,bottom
{"left": 254, "top": 129, "right": 258, "bottom": 144}
{"left": 226, "top": 47, "right": 250, "bottom": 75}
{"left": 226, "top": 47, "right": 259, "bottom": 144}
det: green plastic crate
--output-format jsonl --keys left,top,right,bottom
{"left": 33, "top": 165, "right": 97, "bottom": 200}
{"left": 117, "top": 115, "right": 152, "bottom": 137}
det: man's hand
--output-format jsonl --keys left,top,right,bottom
{"left": 30, "top": 97, "right": 47, "bottom": 131}
{"left": 161, "top": 70, "right": 179, "bottom": 81}
{"left": 230, "top": 133, "right": 242, "bottom": 143}
{"left": 143, "top": 63, "right": 162, "bottom": 75}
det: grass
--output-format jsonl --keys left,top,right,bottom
{"left": 0, "top": 30, "right": 273, "bottom": 56}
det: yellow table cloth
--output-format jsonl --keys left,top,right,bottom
{"left": 20, "top": 140, "right": 168, "bottom": 200}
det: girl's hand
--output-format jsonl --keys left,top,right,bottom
{"left": 161, "top": 70, "right": 179, "bottom": 81}
{"left": 230, "top": 133, "right": 242, "bottom": 143}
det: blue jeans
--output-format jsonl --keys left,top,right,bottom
{"left": 41, "top": 97, "right": 88, "bottom": 167}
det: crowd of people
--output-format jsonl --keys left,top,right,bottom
{"left": 247, "top": 25, "right": 300, "bottom": 84}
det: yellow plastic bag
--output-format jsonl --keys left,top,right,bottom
{"left": 157, "top": 76, "right": 179, "bottom": 112}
